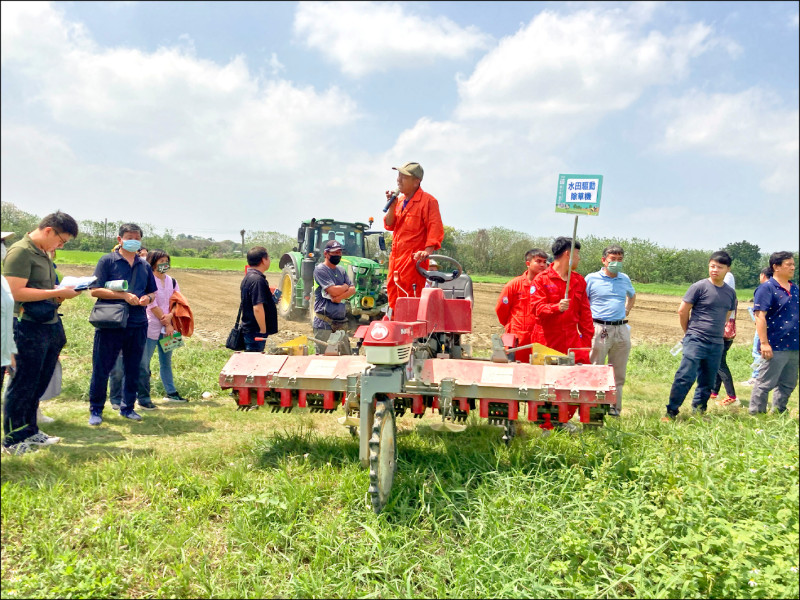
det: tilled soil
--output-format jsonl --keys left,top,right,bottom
{"left": 59, "top": 265, "right": 757, "bottom": 351}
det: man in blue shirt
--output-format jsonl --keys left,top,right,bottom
{"left": 749, "top": 251, "right": 798, "bottom": 415}
{"left": 585, "top": 244, "right": 636, "bottom": 417}
{"left": 664, "top": 251, "right": 737, "bottom": 420}
{"left": 87, "top": 223, "right": 157, "bottom": 426}
{"left": 312, "top": 240, "right": 355, "bottom": 354}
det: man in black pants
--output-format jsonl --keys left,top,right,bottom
{"left": 87, "top": 223, "right": 157, "bottom": 426}
{"left": 2, "top": 212, "right": 83, "bottom": 455}
{"left": 240, "top": 246, "right": 278, "bottom": 352}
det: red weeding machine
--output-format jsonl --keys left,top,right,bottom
{"left": 219, "top": 256, "right": 616, "bottom": 513}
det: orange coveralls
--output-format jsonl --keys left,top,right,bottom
{"left": 531, "top": 265, "right": 595, "bottom": 422}
{"left": 495, "top": 272, "right": 539, "bottom": 363}
{"left": 531, "top": 265, "right": 594, "bottom": 364}
{"left": 383, "top": 187, "right": 444, "bottom": 310}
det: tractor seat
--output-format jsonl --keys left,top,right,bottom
{"left": 438, "top": 273, "right": 474, "bottom": 305}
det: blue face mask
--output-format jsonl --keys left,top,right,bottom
{"left": 121, "top": 239, "right": 142, "bottom": 253}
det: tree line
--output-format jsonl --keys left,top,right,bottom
{"left": 2, "top": 202, "right": 795, "bottom": 287}
{"left": 438, "top": 227, "right": 795, "bottom": 288}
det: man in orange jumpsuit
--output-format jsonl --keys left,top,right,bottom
{"left": 531, "top": 236, "right": 594, "bottom": 364}
{"left": 532, "top": 236, "right": 595, "bottom": 427}
{"left": 495, "top": 248, "right": 549, "bottom": 363}
{"left": 383, "top": 162, "right": 444, "bottom": 312}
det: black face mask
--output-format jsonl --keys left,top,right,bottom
{"left": 328, "top": 255, "right": 342, "bottom": 265}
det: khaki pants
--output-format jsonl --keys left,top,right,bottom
{"left": 589, "top": 322, "right": 631, "bottom": 414}
{"left": 749, "top": 350, "right": 798, "bottom": 414}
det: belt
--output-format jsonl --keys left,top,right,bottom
{"left": 593, "top": 318, "right": 628, "bottom": 326}
{"left": 315, "top": 313, "right": 348, "bottom": 331}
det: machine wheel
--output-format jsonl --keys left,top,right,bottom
{"left": 277, "top": 265, "right": 302, "bottom": 320}
{"left": 368, "top": 397, "right": 397, "bottom": 514}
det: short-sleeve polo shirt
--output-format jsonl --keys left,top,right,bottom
{"left": 753, "top": 278, "right": 799, "bottom": 351}
{"left": 91, "top": 251, "right": 157, "bottom": 327}
{"left": 585, "top": 270, "right": 636, "bottom": 321}
{"left": 2, "top": 233, "right": 59, "bottom": 323}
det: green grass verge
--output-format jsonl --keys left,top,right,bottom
{"left": 55, "top": 250, "right": 280, "bottom": 272}
{"left": 1, "top": 295, "right": 797, "bottom": 598}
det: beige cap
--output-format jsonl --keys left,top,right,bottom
{"left": 393, "top": 162, "right": 424, "bottom": 180}
{"left": 0, "top": 231, "right": 15, "bottom": 241}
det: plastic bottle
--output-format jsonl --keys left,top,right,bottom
{"left": 669, "top": 341, "right": 683, "bottom": 356}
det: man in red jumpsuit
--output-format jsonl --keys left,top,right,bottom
{"left": 495, "top": 248, "right": 549, "bottom": 363}
{"left": 531, "top": 236, "right": 594, "bottom": 364}
{"left": 383, "top": 162, "right": 444, "bottom": 312}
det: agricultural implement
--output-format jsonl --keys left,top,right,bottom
{"left": 220, "top": 256, "right": 616, "bottom": 513}
{"left": 277, "top": 217, "right": 388, "bottom": 327}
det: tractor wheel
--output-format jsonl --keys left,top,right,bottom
{"left": 368, "top": 397, "right": 397, "bottom": 514}
{"left": 277, "top": 265, "right": 302, "bottom": 320}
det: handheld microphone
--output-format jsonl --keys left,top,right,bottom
{"left": 382, "top": 188, "right": 400, "bottom": 213}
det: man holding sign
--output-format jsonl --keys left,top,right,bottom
{"left": 531, "top": 236, "right": 594, "bottom": 363}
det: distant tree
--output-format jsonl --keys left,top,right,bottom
{"left": 0, "top": 202, "right": 40, "bottom": 240}
{"left": 723, "top": 240, "right": 762, "bottom": 288}
{"left": 245, "top": 231, "right": 295, "bottom": 258}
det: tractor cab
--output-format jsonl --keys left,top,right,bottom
{"left": 296, "top": 218, "right": 386, "bottom": 260}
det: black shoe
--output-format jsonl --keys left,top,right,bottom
{"left": 165, "top": 392, "right": 188, "bottom": 403}
{"left": 138, "top": 401, "right": 158, "bottom": 410}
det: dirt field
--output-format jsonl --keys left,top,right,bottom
{"left": 59, "top": 265, "right": 757, "bottom": 351}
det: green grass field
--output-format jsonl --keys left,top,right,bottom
{"left": 56, "top": 251, "right": 756, "bottom": 299}
{"left": 55, "top": 250, "right": 279, "bottom": 273}
{"left": 1, "top": 295, "right": 797, "bottom": 598}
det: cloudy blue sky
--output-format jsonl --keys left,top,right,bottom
{"left": 2, "top": 1, "right": 798, "bottom": 251}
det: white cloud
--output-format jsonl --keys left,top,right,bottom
{"left": 1, "top": 1, "right": 360, "bottom": 174}
{"left": 293, "top": 1, "right": 491, "bottom": 77}
{"left": 456, "top": 7, "right": 719, "bottom": 124}
{"left": 656, "top": 88, "right": 799, "bottom": 193}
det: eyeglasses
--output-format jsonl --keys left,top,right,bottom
{"left": 55, "top": 231, "right": 69, "bottom": 247}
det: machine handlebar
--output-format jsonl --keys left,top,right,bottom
{"left": 415, "top": 254, "right": 463, "bottom": 284}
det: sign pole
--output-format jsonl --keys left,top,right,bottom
{"left": 564, "top": 214, "right": 578, "bottom": 299}
{"left": 555, "top": 173, "right": 603, "bottom": 299}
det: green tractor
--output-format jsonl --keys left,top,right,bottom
{"left": 277, "top": 218, "right": 389, "bottom": 327}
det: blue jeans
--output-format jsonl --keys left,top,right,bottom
{"left": 89, "top": 326, "right": 147, "bottom": 416}
{"left": 666, "top": 335, "right": 724, "bottom": 416}
{"left": 139, "top": 336, "right": 177, "bottom": 401}
{"left": 243, "top": 331, "right": 266, "bottom": 353}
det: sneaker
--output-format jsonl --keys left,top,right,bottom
{"left": 25, "top": 432, "right": 61, "bottom": 446}
{"left": 110, "top": 402, "right": 121, "bottom": 411}
{"left": 138, "top": 401, "right": 158, "bottom": 411}
{"left": 720, "top": 396, "right": 737, "bottom": 406}
{"left": 165, "top": 392, "right": 188, "bottom": 403}
{"left": 121, "top": 410, "right": 142, "bottom": 421}
{"left": 709, "top": 393, "right": 718, "bottom": 400}
{"left": 661, "top": 412, "right": 676, "bottom": 422}
{"left": 89, "top": 414, "right": 103, "bottom": 426}
{"left": 2, "top": 441, "right": 34, "bottom": 455}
